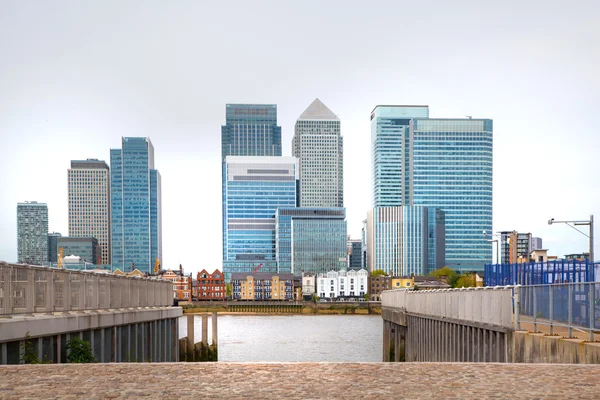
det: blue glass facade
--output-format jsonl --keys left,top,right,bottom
{"left": 57, "top": 237, "right": 100, "bottom": 265}
{"left": 411, "top": 119, "right": 493, "bottom": 271}
{"left": 110, "top": 137, "right": 162, "bottom": 273}
{"left": 275, "top": 207, "right": 347, "bottom": 274}
{"left": 371, "top": 106, "right": 429, "bottom": 207}
{"left": 367, "top": 206, "right": 444, "bottom": 276}
{"left": 221, "top": 104, "right": 282, "bottom": 160}
{"left": 223, "top": 156, "right": 298, "bottom": 280}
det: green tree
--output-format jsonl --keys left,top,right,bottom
{"left": 66, "top": 337, "right": 96, "bottom": 363}
{"left": 226, "top": 283, "right": 232, "bottom": 297}
{"left": 455, "top": 274, "right": 476, "bottom": 288}
{"left": 363, "top": 293, "right": 370, "bottom": 301}
{"left": 371, "top": 269, "right": 388, "bottom": 277}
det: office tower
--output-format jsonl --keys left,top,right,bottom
{"left": 47, "top": 232, "right": 62, "bottom": 263}
{"left": 17, "top": 201, "right": 48, "bottom": 265}
{"left": 371, "top": 106, "right": 429, "bottom": 207}
{"left": 292, "top": 99, "right": 343, "bottom": 207}
{"left": 68, "top": 159, "right": 111, "bottom": 265}
{"left": 411, "top": 118, "right": 493, "bottom": 271}
{"left": 367, "top": 206, "right": 445, "bottom": 276}
{"left": 531, "top": 237, "right": 543, "bottom": 251}
{"left": 361, "top": 219, "right": 368, "bottom": 270}
{"left": 221, "top": 104, "right": 282, "bottom": 160}
{"left": 110, "top": 137, "right": 162, "bottom": 273}
{"left": 348, "top": 239, "right": 362, "bottom": 270}
{"left": 223, "top": 156, "right": 298, "bottom": 280}
{"left": 57, "top": 237, "right": 101, "bottom": 266}
{"left": 275, "top": 207, "right": 347, "bottom": 274}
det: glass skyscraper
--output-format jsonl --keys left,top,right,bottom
{"left": 292, "top": 99, "right": 343, "bottom": 208}
{"left": 411, "top": 118, "right": 493, "bottom": 271}
{"left": 221, "top": 104, "right": 282, "bottom": 160}
{"left": 223, "top": 156, "right": 298, "bottom": 280}
{"left": 371, "top": 106, "right": 429, "bottom": 207}
{"left": 110, "top": 137, "right": 162, "bottom": 273}
{"left": 17, "top": 201, "right": 48, "bottom": 265}
{"left": 275, "top": 207, "right": 347, "bottom": 274}
{"left": 367, "top": 206, "right": 445, "bottom": 276}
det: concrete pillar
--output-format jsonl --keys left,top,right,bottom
{"left": 202, "top": 314, "right": 208, "bottom": 345}
{"left": 174, "top": 317, "right": 179, "bottom": 362}
{"left": 187, "top": 314, "right": 194, "bottom": 360}
{"left": 212, "top": 312, "right": 218, "bottom": 347}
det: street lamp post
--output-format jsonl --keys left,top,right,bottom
{"left": 548, "top": 215, "right": 594, "bottom": 263}
{"left": 483, "top": 231, "right": 501, "bottom": 264}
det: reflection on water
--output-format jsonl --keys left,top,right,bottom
{"left": 179, "top": 314, "right": 382, "bottom": 362}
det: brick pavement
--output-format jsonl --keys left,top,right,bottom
{"left": 1, "top": 362, "right": 600, "bottom": 399}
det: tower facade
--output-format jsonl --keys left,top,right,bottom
{"left": 292, "top": 99, "right": 343, "bottom": 207}
{"left": 17, "top": 201, "right": 48, "bottom": 265}
{"left": 68, "top": 159, "right": 111, "bottom": 265}
{"left": 110, "top": 137, "right": 162, "bottom": 273}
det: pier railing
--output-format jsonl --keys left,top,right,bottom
{"left": 0, "top": 262, "right": 172, "bottom": 315}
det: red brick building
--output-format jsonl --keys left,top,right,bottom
{"left": 195, "top": 269, "right": 226, "bottom": 300}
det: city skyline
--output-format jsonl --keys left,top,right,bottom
{"left": 1, "top": 1, "right": 598, "bottom": 275}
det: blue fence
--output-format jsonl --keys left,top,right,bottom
{"left": 484, "top": 260, "right": 598, "bottom": 286}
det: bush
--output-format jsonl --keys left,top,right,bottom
{"left": 66, "top": 336, "right": 96, "bottom": 363}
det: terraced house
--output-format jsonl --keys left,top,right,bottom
{"left": 231, "top": 273, "right": 296, "bottom": 300}
{"left": 195, "top": 269, "right": 226, "bottom": 300}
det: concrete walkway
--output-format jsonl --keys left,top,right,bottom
{"left": 1, "top": 362, "right": 600, "bottom": 399}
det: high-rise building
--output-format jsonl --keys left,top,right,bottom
{"left": 292, "top": 99, "right": 343, "bottom": 207}
{"left": 57, "top": 237, "right": 101, "bottom": 266}
{"left": 47, "top": 232, "right": 62, "bottom": 263}
{"left": 68, "top": 159, "right": 111, "bottom": 265}
{"left": 348, "top": 239, "right": 362, "bottom": 270}
{"left": 221, "top": 104, "right": 282, "bottom": 160}
{"left": 367, "top": 206, "right": 445, "bottom": 276}
{"left": 361, "top": 219, "right": 368, "bottom": 270}
{"left": 110, "top": 137, "right": 162, "bottom": 273}
{"left": 17, "top": 201, "right": 48, "bottom": 265}
{"left": 411, "top": 118, "right": 493, "bottom": 271}
{"left": 275, "top": 207, "right": 347, "bottom": 274}
{"left": 371, "top": 106, "right": 429, "bottom": 207}
{"left": 223, "top": 156, "right": 298, "bottom": 280}
{"left": 531, "top": 237, "right": 543, "bottom": 252}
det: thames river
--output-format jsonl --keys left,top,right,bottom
{"left": 180, "top": 314, "right": 382, "bottom": 362}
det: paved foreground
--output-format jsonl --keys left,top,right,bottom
{"left": 1, "top": 362, "right": 600, "bottom": 399}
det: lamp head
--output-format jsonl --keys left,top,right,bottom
{"left": 548, "top": 218, "right": 554, "bottom": 225}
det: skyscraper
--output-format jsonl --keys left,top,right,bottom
{"left": 222, "top": 156, "right": 298, "bottom": 280}
{"left": 221, "top": 104, "right": 282, "bottom": 160}
{"left": 110, "top": 137, "right": 162, "bottom": 273}
{"left": 17, "top": 201, "right": 48, "bottom": 265}
{"left": 68, "top": 159, "right": 111, "bottom": 265}
{"left": 411, "top": 118, "right": 493, "bottom": 271}
{"left": 47, "top": 232, "right": 62, "bottom": 263}
{"left": 371, "top": 106, "right": 429, "bottom": 207}
{"left": 292, "top": 99, "right": 343, "bottom": 207}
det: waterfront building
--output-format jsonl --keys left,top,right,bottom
{"left": 348, "top": 239, "right": 362, "bottom": 270}
{"left": 56, "top": 237, "right": 101, "bottom": 265}
{"left": 47, "top": 232, "right": 62, "bottom": 263}
{"left": 159, "top": 267, "right": 192, "bottom": 301}
{"left": 292, "top": 99, "right": 343, "bottom": 208}
{"left": 110, "top": 137, "right": 162, "bottom": 273}
{"left": 68, "top": 159, "right": 111, "bottom": 265}
{"left": 302, "top": 273, "right": 315, "bottom": 300}
{"left": 17, "top": 201, "right": 48, "bottom": 265}
{"left": 195, "top": 269, "right": 226, "bottom": 300}
{"left": 230, "top": 273, "right": 296, "bottom": 301}
{"left": 275, "top": 207, "right": 347, "bottom": 275}
{"left": 223, "top": 156, "right": 298, "bottom": 280}
{"left": 316, "top": 269, "right": 368, "bottom": 299}
{"left": 369, "top": 274, "right": 392, "bottom": 301}
{"left": 221, "top": 104, "right": 282, "bottom": 161}
{"left": 371, "top": 106, "right": 429, "bottom": 207}
{"left": 366, "top": 206, "right": 445, "bottom": 276}
{"left": 391, "top": 276, "right": 415, "bottom": 289}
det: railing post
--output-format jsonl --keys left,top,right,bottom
{"left": 549, "top": 284, "right": 553, "bottom": 335}
{"left": 514, "top": 285, "right": 521, "bottom": 330}
{"left": 568, "top": 283, "right": 573, "bottom": 337}
{"left": 533, "top": 285, "right": 537, "bottom": 332}
{"left": 589, "top": 283, "right": 595, "bottom": 342}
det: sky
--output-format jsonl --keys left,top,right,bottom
{"left": 1, "top": 0, "right": 599, "bottom": 275}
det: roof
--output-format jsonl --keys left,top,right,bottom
{"left": 231, "top": 272, "right": 298, "bottom": 281}
{"left": 298, "top": 98, "right": 339, "bottom": 121}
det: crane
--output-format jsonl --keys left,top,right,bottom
{"left": 253, "top": 263, "right": 263, "bottom": 273}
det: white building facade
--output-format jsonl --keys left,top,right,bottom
{"left": 317, "top": 269, "right": 368, "bottom": 299}
{"left": 292, "top": 98, "right": 343, "bottom": 208}
{"left": 68, "top": 159, "right": 111, "bottom": 265}
{"left": 302, "top": 273, "right": 315, "bottom": 298}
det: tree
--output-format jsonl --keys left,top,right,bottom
{"left": 66, "top": 337, "right": 96, "bottom": 363}
{"left": 371, "top": 269, "right": 388, "bottom": 277}
{"left": 226, "top": 283, "right": 232, "bottom": 297}
{"left": 455, "top": 274, "right": 476, "bottom": 288}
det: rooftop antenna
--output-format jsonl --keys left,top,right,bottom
{"left": 466, "top": 115, "right": 472, "bottom": 119}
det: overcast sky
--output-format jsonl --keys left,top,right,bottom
{"left": 1, "top": 0, "right": 599, "bottom": 274}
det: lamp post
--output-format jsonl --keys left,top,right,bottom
{"left": 548, "top": 215, "right": 594, "bottom": 263}
{"left": 483, "top": 230, "right": 501, "bottom": 264}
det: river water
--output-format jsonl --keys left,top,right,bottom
{"left": 179, "top": 314, "right": 382, "bottom": 362}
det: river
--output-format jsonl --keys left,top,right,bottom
{"left": 179, "top": 314, "right": 382, "bottom": 362}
